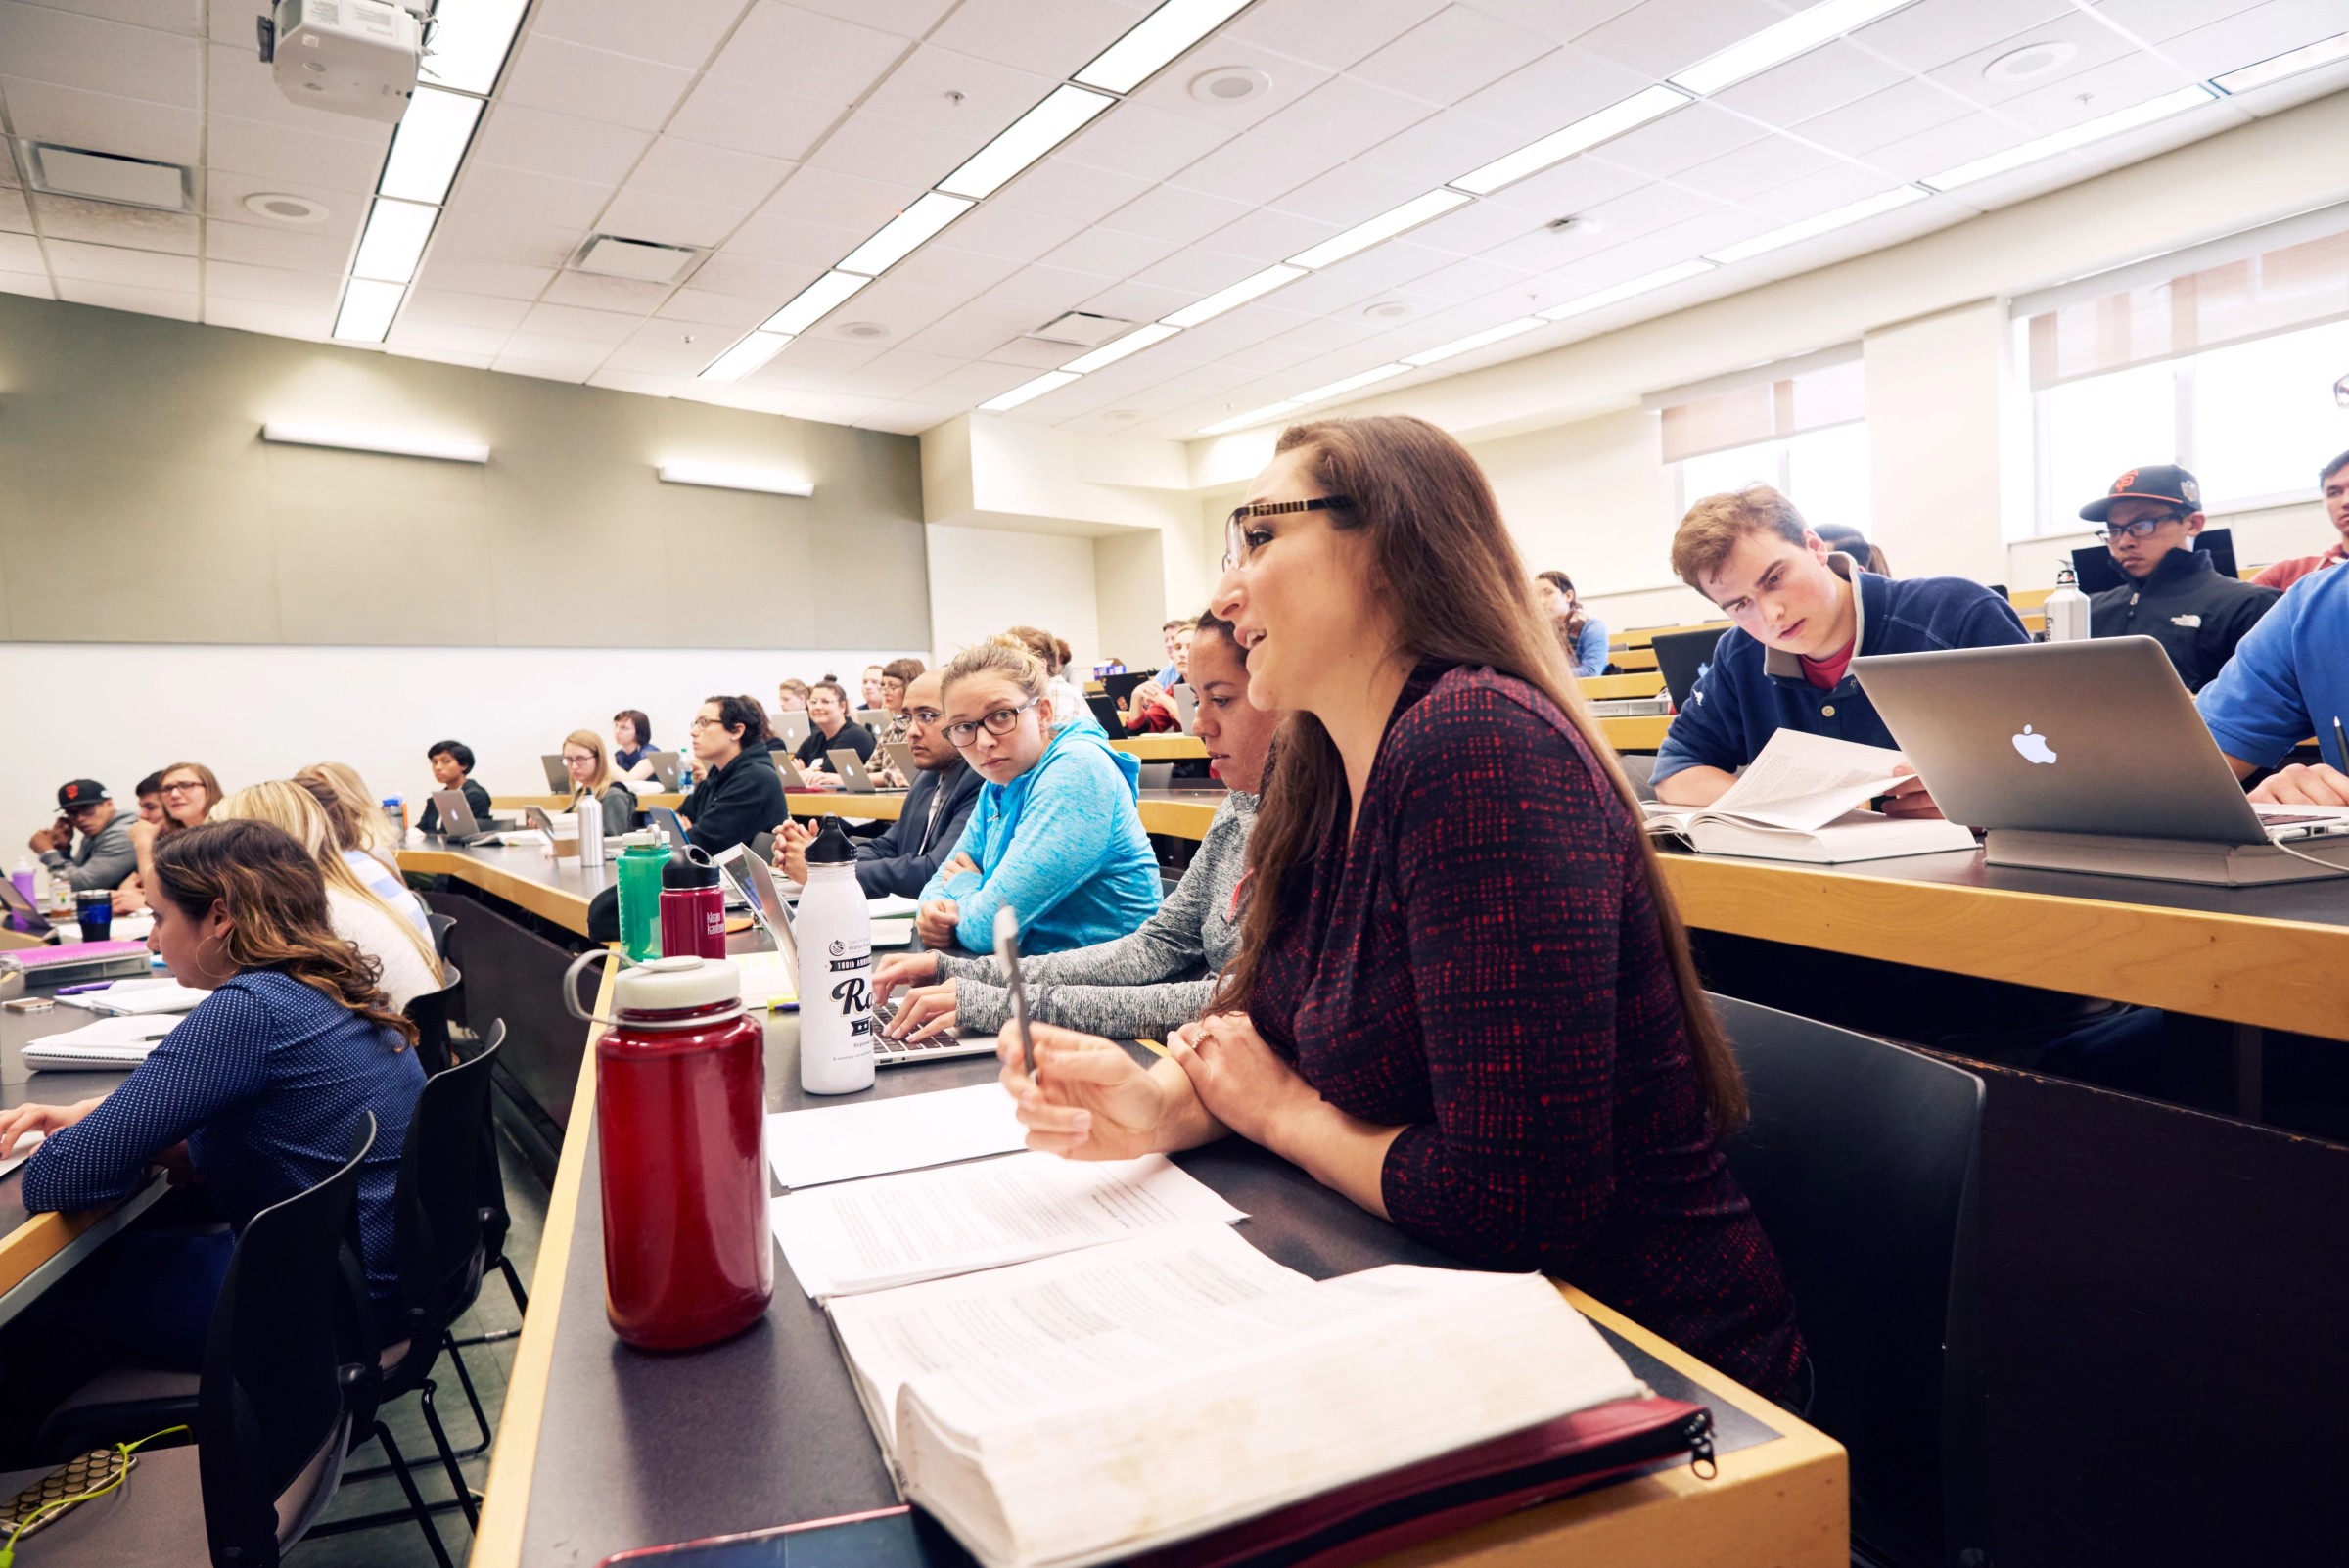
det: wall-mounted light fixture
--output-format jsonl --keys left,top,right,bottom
{"left": 656, "top": 461, "right": 814, "bottom": 497}
{"left": 259, "top": 420, "right": 489, "bottom": 463}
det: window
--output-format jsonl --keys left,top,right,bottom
{"left": 1656, "top": 352, "right": 1869, "bottom": 535}
{"left": 1677, "top": 424, "right": 1871, "bottom": 536}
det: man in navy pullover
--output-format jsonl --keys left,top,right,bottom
{"left": 1654, "top": 484, "right": 2029, "bottom": 816}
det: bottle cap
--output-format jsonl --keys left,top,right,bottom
{"left": 806, "top": 818, "right": 854, "bottom": 865}
{"left": 664, "top": 843, "right": 720, "bottom": 888}
{"left": 612, "top": 954, "right": 742, "bottom": 1020}
{"left": 616, "top": 830, "right": 662, "bottom": 851}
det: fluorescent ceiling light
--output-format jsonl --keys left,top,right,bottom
{"left": 762, "top": 270, "right": 871, "bottom": 335}
{"left": 939, "top": 84, "right": 1117, "bottom": 200}
{"left": 1404, "top": 316, "right": 1547, "bottom": 367}
{"left": 262, "top": 420, "right": 486, "bottom": 463}
{"left": 657, "top": 461, "right": 813, "bottom": 496}
{"left": 838, "top": 192, "right": 975, "bottom": 276}
{"left": 352, "top": 197, "right": 438, "bottom": 283}
{"left": 332, "top": 277, "right": 405, "bottom": 342}
{"left": 1062, "top": 321, "right": 1183, "bottom": 373}
{"left": 1287, "top": 190, "right": 1471, "bottom": 269}
{"left": 1074, "top": 0, "right": 1254, "bottom": 94}
{"left": 1919, "top": 85, "right": 2215, "bottom": 191}
{"left": 981, "top": 370, "right": 1082, "bottom": 412}
{"left": 1540, "top": 258, "right": 1716, "bottom": 321}
{"left": 1670, "top": 0, "right": 1918, "bottom": 96}
{"left": 418, "top": 0, "right": 529, "bottom": 95}
{"left": 1162, "top": 264, "right": 1307, "bottom": 328}
{"left": 2214, "top": 30, "right": 2349, "bottom": 94}
{"left": 1451, "top": 85, "right": 1689, "bottom": 196}
{"left": 378, "top": 86, "right": 482, "bottom": 205}
{"left": 702, "top": 331, "right": 792, "bottom": 382}
{"left": 1293, "top": 363, "right": 1410, "bottom": 404}
{"left": 1704, "top": 184, "right": 1929, "bottom": 263}
{"left": 1199, "top": 401, "right": 1302, "bottom": 436}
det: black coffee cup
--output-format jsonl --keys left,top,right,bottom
{"left": 73, "top": 888, "right": 114, "bottom": 943}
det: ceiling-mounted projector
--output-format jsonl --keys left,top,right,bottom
{"left": 257, "top": 0, "right": 423, "bottom": 123}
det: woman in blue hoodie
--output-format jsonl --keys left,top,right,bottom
{"left": 916, "top": 635, "right": 1161, "bottom": 955}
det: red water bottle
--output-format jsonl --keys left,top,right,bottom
{"left": 660, "top": 844, "right": 727, "bottom": 959}
{"left": 565, "top": 951, "right": 772, "bottom": 1350}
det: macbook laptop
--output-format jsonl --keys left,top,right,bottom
{"left": 539, "top": 754, "right": 571, "bottom": 792}
{"left": 1854, "top": 636, "right": 2349, "bottom": 885}
{"left": 883, "top": 742, "right": 918, "bottom": 781}
{"left": 1085, "top": 694, "right": 1126, "bottom": 734}
{"left": 773, "top": 754, "right": 815, "bottom": 789}
{"left": 639, "top": 751, "right": 683, "bottom": 791}
{"left": 1170, "top": 683, "right": 1198, "bottom": 733}
{"left": 773, "top": 713, "right": 812, "bottom": 755}
{"left": 853, "top": 708, "right": 886, "bottom": 731}
{"left": 0, "top": 874, "right": 56, "bottom": 937}
{"left": 1653, "top": 626, "right": 1729, "bottom": 712}
{"left": 829, "top": 749, "right": 905, "bottom": 795}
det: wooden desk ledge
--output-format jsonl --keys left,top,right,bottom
{"left": 1110, "top": 734, "right": 1209, "bottom": 761}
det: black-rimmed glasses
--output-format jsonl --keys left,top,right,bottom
{"left": 944, "top": 698, "right": 1038, "bottom": 747}
{"left": 2096, "top": 512, "right": 2188, "bottom": 542}
{"left": 1222, "top": 495, "right": 1354, "bottom": 571}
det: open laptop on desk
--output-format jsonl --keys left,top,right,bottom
{"left": 829, "top": 750, "right": 906, "bottom": 795}
{"left": 1855, "top": 636, "right": 2349, "bottom": 885}
{"left": 426, "top": 791, "right": 525, "bottom": 846}
{"left": 1085, "top": 693, "right": 1126, "bottom": 734}
{"left": 773, "top": 713, "right": 812, "bottom": 755}
{"left": 1653, "top": 626, "right": 1728, "bottom": 711}
{"left": 539, "top": 754, "right": 571, "bottom": 792}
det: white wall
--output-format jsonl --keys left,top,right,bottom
{"left": 923, "top": 523, "right": 1101, "bottom": 673}
{"left": 0, "top": 642, "right": 914, "bottom": 842}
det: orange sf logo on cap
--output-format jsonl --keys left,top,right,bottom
{"left": 63, "top": 784, "right": 78, "bottom": 801}
{"left": 2113, "top": 469, "right": 2138, "bottom": 492}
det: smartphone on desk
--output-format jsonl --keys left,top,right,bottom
{"left": 599, "top": 1505, "right": 969, "bottom": 1567}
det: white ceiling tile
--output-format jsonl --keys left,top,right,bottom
{"left": 1399, "top": 254, "right": 1537, "bottom": 302}
{"left": 2135, "top": 0, "right": 2338, "bottom": 80}
{"left": 665, "top": 76, "right": 846, "bottom": 161}
{"left": 1734, "top": 159, "right": 1920, "bottom": 219}
{"left": 1250, "top": 75, "right": 1440, "bottom": 159}
{"left": 1269, "top": 162, "right": 1428, "bottom": 225}
{"left": 588, "top": 367, "right": 697, "bottom": 395}
{"left": 432, "top": 208, "right": 583, "bottom": 268}
{"left": 412, "top": 256, "right": 559, "bottom": 299}
{"left": 0, "top": 231, "right": 41, "bottom": 270}
{"left": 844, "top": 346, "right": 969, "bottom": 399}
{"left": 493, "top": 358, "right": 598, "bottom": 383}
{"left": 1707, "top": 38, "right": 1909, "bottom": 129}
{"left": 499, "top": 37, "right": 696, "bottom": 133}
{"left": 388, "top": 317, "right": 516, "bottom": 355}
{"left": 904, "top": 357, "right": 1042, "bottom": 403}
{"left": 789, "top": 0, "right": 958, "bottom": 35}
{"left": 0, "top": 5, "right": 199, "bottom": 104}
{"left": 879, "top": 240, "right": 1026, "bottom": 295}
{"left": 207, "top": 115, "right": 388, "bottom": 190}
{"left": 1058, "top": 102, "right": 1241, "bottom": 183}
{"left": 856, "top": 44, "right": 1064, "bottom": 145}
{"left": 54, "top": 276, "right": 198, "bottom": 318}
{"left": 1856, "top": 108, "right": 2044, "bottom": 183}
{"left": 624, "top": 136, "right": 795, "bottom": 208}
{"left": 498, "top": 331, "right": 615, "bottom": 366}
{"left": 597, "top": 188, "right": 749, "bottom": 248}
{"left": 1075, "top": 276, "right": 1203, "bottom": 322}
{"left": 1477, "top": 151, "right": 1652, "bottom": 219}
{"left": 601, "top": 337, "right": 722, "bottom": 375}
{"left": 1346, "top": 107, "right": 1538, "bottom": 188}
{"left": 988, "top": 157, "right": 1156, "bottom": 225}
{"left": 760, "top": 164, "right": 928, "bottom": 230}
{"left": 1793, "top": 77, "right": 1974, "bottom": 157}
{"left": 1847, "top": 0, "right": 2073, "bottom": 72}
{"left": 1099, "top": 182, "right": 1256, "bottom": 244}
{"left": 802, "top": 108, "right": 982, "bottom": 188}
{"left": 755, "top": 335, "right": 888, "bottom": 375}
{"left": 1392, "top": 196, "right": 1543, "bottom": 257}
{"left": 689, "top": 248, "right": 828, "bottom": 298}
{"left": 1225, "top": 0, "right": 1450, "bottom": 70}
{"left": 1121, "top": 36, "right": 1338, "bottom": 133}
{"left": 1473, "top": 213, "right": 1623, "bottom": 270}
{"left": 388, "top": 345, "right": 497, "bottom": 368}
{"left": 1128, "top": 243, "right": 1280, "bottom": 297}
{"left": 983, "top": 261, "right": 1119, "bottom": 311}
{"left": 925, "top": 0, "right": 1151, "bottom": 78}
{"left": 1591, "top": 100, "right": 1770, "bottom": 179}
{"left": 27, "top": 193, "right": 198, "bottom": 254}
{"left": 859, "top": 401, "right": 961, "bottom": 435}
{"left": 823, "top": 272, "right": 965, "bottom": 335}
{"left": 658, "top": 287, "right": 778, "bottom": 326}
{"left": 718, "top": 211, "right": 869, "bottom": 267}
{"left": 519, "top": 301, "right": 646, "bottom": 342}
{"left": 1570, "top": 0, "right": 1792, "bottom": 77}
{"left": 403, "top": 288, "right": 536, "bottom": 330}
{"left": 0, "top": 74, "right": 202, "bottom": 162}
{"left": 1977, "top": 51, "right": 2198, "bottom": 135}
{"left": 1250, "top": 266, "right": 1401, "bottom": 317}
{"left": 897, "top": 299, "right": 1048, "bottom": 357}
{"left": 531, "top": 0, "right": 750, "bottom": 69}
{"left": 624, "top": 315, "right": 714, "bottom": 348}
{"left": 1632, "top": 202, "right": 1788, "bottom": 259}
{"left": 204, "top": 259, "right": 342, "bottom": 306}
{"left": 542, "top": 270, "right": 676, "bottom": 312}
{"left": 1450, "top": 0, "right": 1642, "bottom": 45}
{"left": 706, "top": 1, "right": 911, "bottom": 96}
{"left": 1672, "top": 132, "right": 1847, "bottom": 203}
{"left": 920, "top": 198, "right": 1086, "bottom": 263}
{"left": 1165, "top": 133, "right": 1349, "bottom": 209}
{"left": 0, "top": 188, "right": 26, "bottom": 233}
{"left": 1451, "top": 42, "right": 1661, "bottom": 135}
{"left": 1549, "top": 177, "right": 1712, "bottom": 242}
{"left": 1352, "top": 5, "right": 1562, "bottom": 106}
{"left": 1922, "top": 10, "right": 2135, "bottom": 109}
{"left": 1266, "top": 314, "right": 1392, "bottom": 352}
{"left": 202, "top": 168, "right": 365, "bottom": 240}
{"left": 202, "top": 297, "right": 331, "bottom": 337}
{"left": 471, "top": 103, "right": 654, "bottom": 185}
{"left": 2087, "top": 0, "right": 2264, "bottom": 45}
{"left": 1195, "top": 206, "right": 1346, "bottom": 263}
{"left": 1298, "top": 235, "right": 1452, "bottom": 291}
{"left": 53, "top": 0, "right": 202, "bottom": 30}
{"left": 448, "top": 162, "right": 614, "bottom": 230}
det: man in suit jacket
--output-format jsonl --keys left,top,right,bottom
{"left": 772, "top": 670, "right": 982, "bottom": 899}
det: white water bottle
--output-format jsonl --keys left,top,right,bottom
{"left": 2042, "top": 565, "right": 2091, "bottom": 643}
{"left": 576, "top": 794, "right": 605, "bottom": 868}
{"left": 795, "top": 820, "right": 875, "bottom": 1095}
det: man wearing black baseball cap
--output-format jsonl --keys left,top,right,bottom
{"left": 28, "top": 779, "right": 138, "bottom": 894}
{"left": 2081, "top": 463, "right": 2280, "bottom": 692}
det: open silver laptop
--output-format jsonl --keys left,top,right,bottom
{"left": 539, "top": 754, "right": 571, "bottom": 792}
{"left": 774, "top": 713, "right": 812, "bottom": 755}
{"left": 1855, "top": 637, "right": 2349, "bottom": 885}
{"left": 638, "top": 750, "right": 682, "bottom": 791}
{"left": 883, "top": 741, "right": 917, "bottom": 780}
{"left": 828, "top": 748, "right": 906, "bottom": 795}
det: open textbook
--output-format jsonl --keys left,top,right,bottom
{"left": 1644, "top": 731, "right": 1975, "bottom": 862}
{"left": 828, "top": 1224, "right": 1687, "bottom": 1568}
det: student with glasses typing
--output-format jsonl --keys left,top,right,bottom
{"left": 912, "top": 635, "right": 1160, "bottom": 956}
{"left": 2081, "top": 464, "right": 2280, "bottom": 692}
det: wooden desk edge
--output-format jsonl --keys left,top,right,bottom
{"left": 0, "top": 1174, "right": 167, "bottom": 1302}
{"left": 470, "top": 951, "right": 611, "bottom": 1568}
{"left": 397, "top": 848, "right": 597, "bottom": 939}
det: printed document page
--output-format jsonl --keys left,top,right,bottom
{"left": 766, "top": 1082, "right": 1028, "bottom": 1190}
{"left": 1647, "top": 731, "right": 1909, "bottom": 833}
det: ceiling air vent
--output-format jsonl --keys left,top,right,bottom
{"left": 1025, "top": 311, "right": 1137, "bottom": 348}
{"left": 30, "top": 145, "right": 189, "bottom": 211}
{"left": 574, "top": 235, "right": 702, "bottom": 284}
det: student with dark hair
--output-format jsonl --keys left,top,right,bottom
{"left": 679, "top": 694, "right": 788, "bottom": 854}
{"left": 0, "top": 819, "right": 425, "bottom": 1366}
{"left": 613, "top": 709, "right": 657, "bottom": 777}
{"left": 1812, "top": 524, "right": 1891, "bottom": 578}
{"left": 795, "top": 679, "right": 876, "bottom": 776}
{"left": 1654, "top": 484, "right": 2028, "bottom": 814}
{"left": 2251, "top": 449, "right": 2349, "bottom": 591}
{"left": 2080, "top": 464, "right": 2279, "bottom": 692}
{"left": 416, "top": 738, "right": 491, "bottom": 835}
{"left": 133, "top": 771, "right": 166, "bottom": 828}
{"left": 993, "top": 416, "right": 1804, "bottom": 1402}
{"left": 1534, "top": 569, "right": 1608, "bottom": 677}
{"left": 28, "top": 778, "right": 136, "bottom": 892}
{"left": 875, "top": 657, "right": 926, "bottom": 749}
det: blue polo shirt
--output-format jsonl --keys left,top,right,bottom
{"left": 1654, "top": 555, "right": 2031, "bottom": 783}
{"left": 2196, "top": 561, "right": 2349, "bottom": 770}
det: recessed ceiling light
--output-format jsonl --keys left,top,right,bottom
{"left": 836, "top": 191, "right": 975, "bottom": 276}
{"left": 761, "top": 270, "right": 871, "bottom": 336}
{"left": 1404, "top": 316, "right": 1546, "bottom": 367}
{"left": 31, "top": 145, "right": 188, "bottom": 210}
{"left": 1917, "top": 85, "right": 2215, "bottom": 190}
{"left": 351, "top": 197, "right": 438, "bottom": 284}
{"left": 836, "top": 321, "right": 891, "bottom": 340}
{"left": 1189, "top": 67, "right": 1269, "bottom": 104}
{"left": 1293, "top": 363, "right": 1409, "bottom": 404}
{"left": 244, "top": 191, "right": 330, "bottom": 224}
{"left": 1199, "top": 400, "right": 1302, "bottom": 436}
{"left": 333, "top": 277, "right": 406, "bottom": 343}
{"left": 1450, "top": 84, "right": 1689, "bottom": 196}
{"left": 1061, "top": 321, "right": 1182, "bottom": 373}
{"left": 576, "top": 235, "right": 701, "bottom": 282}
{"left": 1027, "top": 311, "right": 1139, "bottom": 347}
{"left": 2215, "top": 29, "right": 2349, "bottom": 94}
{"left": 1287, "top": 189, "right": 1469, "bottom": 269}
{"left": 981, "top": 370, "right": 1082, "bottom": 411}
{"left": 377, "top": 85, "right": 482, "bottom": 205}
{"left": 1075, "top": 0, "right": 1254, "bottom": 94}
{"left": 703, "top": 332, "right": 792, "bottom": 382}
{"left": 1669, "top": 0, "right": 1919, "bottom": 96}
{"left": 1982, "top": 41, "right": 2078, "bottom": 84}
{"left": 938, "top": 84, "right": 1117, "bottom": 200}
{"left": 1361, "top": 300, "right": 1415, "bottom": 321}
{"left": 1539, "top": 258, "right": 1716, "bottom": 321}
{"left": 416, "top": 0, "right": 528, "bottom": 94}
{"left": 1161, "top": 264, "right": 1306, "bottom": 327}
{"left": 1703, "top": 185, "right": 1929, "bottom": 263}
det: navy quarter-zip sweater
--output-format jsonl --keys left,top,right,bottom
{"left": 1654, "top": 554, "right": 2031, "bottom": 783}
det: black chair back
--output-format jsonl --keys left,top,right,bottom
{"left": 424, "top": 911, "right": 457, "bottom": 962}
{"left": 1711, "top": 994, "right": 1984, "bottom": 1568}
{"left": 403, "top": 963, "right": 464, "bottom": 1075}
{"left": 196, "top": 1113, "right": 377, "bottom": 1566}
{"left": 390, "top": 1024, "right": 505, "bottom": 1370}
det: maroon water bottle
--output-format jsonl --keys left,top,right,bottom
{"left": 565, "top": 951, "right": 773, "bottom": 1350}
{"left": 659, "top": 844, "right": 726, "bottom": 959}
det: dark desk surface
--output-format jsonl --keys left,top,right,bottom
{"left": 474, "top": 993, "right": 1844, "bottom": 1568}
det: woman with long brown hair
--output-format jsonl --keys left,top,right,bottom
{"left": 994, "top": 416, "right": 1804, "bottom": 1401}
{"left": 0, "top": 819, "right": 426, "bottom": 1358}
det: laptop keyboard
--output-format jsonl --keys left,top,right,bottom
{"left": 871, "top": 1000, "right": 995, "bottom": 1066}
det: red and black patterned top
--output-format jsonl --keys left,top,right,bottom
{"left": 1247, "top": 663, "right": 1805, "bottom": 1400}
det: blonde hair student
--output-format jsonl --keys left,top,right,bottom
{"left": 560, "top": 728, "right": 635, "bottom": 837}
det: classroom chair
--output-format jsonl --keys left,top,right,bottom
{"left": 426, "top": 911, "right": 457, "bottom": 963}
{"left": 404, "top": 963, "right": 466, "bottom": 1075}
{"left": 0, "top": 1118, "right": 443, "bottom": 1566}
{"left": 1710, "top": 993, "right": 1987, "bottom": 1568}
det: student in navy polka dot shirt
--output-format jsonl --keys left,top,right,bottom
{"left": 0, "top": 819, "right": 425, "bottom": 1354}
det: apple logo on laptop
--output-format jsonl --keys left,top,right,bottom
{"left": 2011, "top": 724, "right": 2057, "bottom": 765}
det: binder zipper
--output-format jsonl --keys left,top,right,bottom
{"left": 1681, "top": 1408, "right": 1717, "bottom": 1479}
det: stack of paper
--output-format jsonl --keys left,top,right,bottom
{"left": 58, "top": 980, "right": 212, "bottom": 1016}
{"left": 765, "top": 1082, "right": 1025, "bottom": 1190}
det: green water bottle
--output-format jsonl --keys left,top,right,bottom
{"left": 615, "top": 832, "right": 669, "bottom": 961}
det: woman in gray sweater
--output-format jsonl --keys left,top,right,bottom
{"left": 872, "top": 613, "right": 1278, "bottom": 1043}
